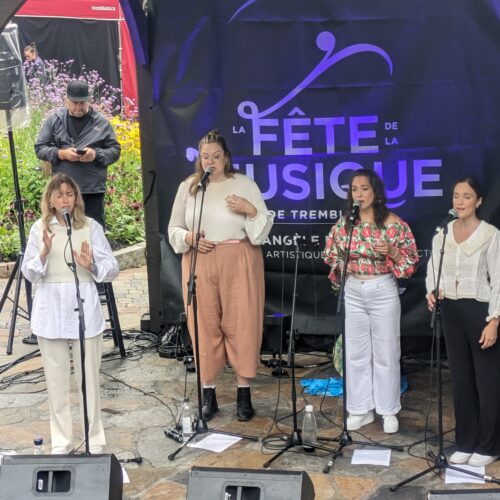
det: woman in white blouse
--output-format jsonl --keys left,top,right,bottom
{"left": 168, "top": 130, "right": 273, "bottom": 422}
{"left": 426, "top": 176, "right": 500, "bottom": 467}
{"left": 22, "top": 174, "right": 119, "bottom": 454}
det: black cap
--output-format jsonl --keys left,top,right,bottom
{"left": 66, "top": 80, "right": 89, "bottom": 102}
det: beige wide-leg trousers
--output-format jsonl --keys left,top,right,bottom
{"left": 38, "top": 335, "right": 106, "bottom": 453}
{"left": 182, "top": 239, "right": 265, "bottom": 384}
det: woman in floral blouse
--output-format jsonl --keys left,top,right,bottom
{"left": 324, "top": 169, "right": 418, "bottom": 434}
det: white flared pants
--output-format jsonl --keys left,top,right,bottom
{"left": 344, "top": 274, "right": 401, "bottom": 416}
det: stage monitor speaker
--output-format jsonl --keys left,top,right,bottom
{"left": 186, "top": 466, "right": 315, "bottom": 500}
{"left": 428, "top": 489, "right": 500, "bottom": 499}
{"left": 0, "top": 454, "right": 123, "bottom": 499}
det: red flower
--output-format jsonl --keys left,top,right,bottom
{"left": 361, "top": 226, "right": 372, "bottom": 238}
{"left": 386, "top": 226, "right": 397, "bottom": 239}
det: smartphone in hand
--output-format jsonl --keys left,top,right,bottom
{"left": 76, "top": 148, "right": 86, "bottom": 155}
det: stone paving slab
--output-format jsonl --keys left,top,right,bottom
{"left": 2, "top": 265, "right": 500, "bottom": 499}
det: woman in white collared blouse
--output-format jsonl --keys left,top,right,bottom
{"left": 22, "top": 173, "right": 118, "bottom": 454}
{"left": 426, "top": 176, "right": 500, "bottom": 468}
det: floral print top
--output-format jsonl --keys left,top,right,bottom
{"left": 323, "top": 216, "right": 419, "bottom": 291}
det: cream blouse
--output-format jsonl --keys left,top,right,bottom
{"left": 426, "top": 220, "right": 500, "bottom": 322}
{"left": 168, "top": 173, "right": 274, "bottom": 254}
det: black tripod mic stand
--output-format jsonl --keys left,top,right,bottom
{"left": 263, "top": 239, "right": 335, "bottom": 468}
{"left": 390, "top": 224, "right": 499, "bottom": 491}
{"left": 0, "top": 110, "right": 34, "bottom": 354}
{"left": 322, "top": 210, "right": 403, "bottom": 474}
{"left": 168, "top": 178, "right": 257, "bottom": 461}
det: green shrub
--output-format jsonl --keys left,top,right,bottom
{"left": 0, "top": 61, "right": 144, "bottom": 261}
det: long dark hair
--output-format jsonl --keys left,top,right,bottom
{"left": 188, "top": 129, "right": 237, "bottom": 195}
{"left": 346, "top": 169, "right": 389, "bottom": 228}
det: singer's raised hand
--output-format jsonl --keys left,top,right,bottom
{"left": 73, "top": 240, "right": 94, "bottom": 270}
{"left": 226, "top": 195, "right": 257, "bottom": 218}
{"left": 40, "top": 229, "right": 55, "bottom": 263}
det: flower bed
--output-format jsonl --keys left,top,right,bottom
{"left": 0, "top": 60, "right": 144, "bottom": 261}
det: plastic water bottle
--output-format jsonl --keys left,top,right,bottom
{"left": 180, "top": 398, "right": 194, "bottom": 441}
{"left": 301, "top": 405, "right": 317, "bottom": 453}
{"left": 33, "top": 437, "right": 44, "bottom": 455}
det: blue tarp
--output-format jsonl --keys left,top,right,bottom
{"left": 301, "top": 376, "right": 409, "bottom": 397}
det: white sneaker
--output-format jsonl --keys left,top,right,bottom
{"left": 468, "top": 453, "right": 499, "bottom": 467}
{"left": 449, "top": 451, "right": 472, "bottom": 464}
{"left": 382, "top": 415, "right": 399, "bottom": 434}
{"left": 347, "top": 411, "right": 374, "bottom": 431}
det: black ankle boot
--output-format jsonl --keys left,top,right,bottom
{"left": 237, "top": 387, "right": 255, "bottom": 421}
{"left": 202, "top": 388, "right": 219, "bottom": 421}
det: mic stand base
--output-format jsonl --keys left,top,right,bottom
{"left": 263, "top": 430, "right": 336, "bottom": 469}
{"left": 167, "top": 416, "right": 258, "bottom": 461}
{"left": 319, "top": 429, "right": 403, "bottom": 474}
{"left": 390, "top": 451, "right": 500, "bottom": 491}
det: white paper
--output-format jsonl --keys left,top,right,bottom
{"left": 351, "top": 447, "right": 392, "bottom": 466}
{"left": 122, "top": 467, "right": 130, "bottom": 484}
{"left": 187, "top": 433, "right": 242, "bottom": 453}
{"left": 445, "top": 464, "right": 485, "bottom": 484}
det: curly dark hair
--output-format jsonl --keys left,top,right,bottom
{"left": 346, "top": 169, "right": 389, "bottom": 228}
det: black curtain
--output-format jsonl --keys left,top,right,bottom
{"left": 15, "top": 16, "right": 120, "bottom": 89}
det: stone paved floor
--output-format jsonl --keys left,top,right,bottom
{"left": 1, "top": 265, "right": 500, "bottom": 499}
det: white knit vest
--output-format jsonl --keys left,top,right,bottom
{"left": 43, "top": 220, "right": 94, "bottom": 283}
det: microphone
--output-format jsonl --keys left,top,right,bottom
{"left": 435, "top": 208, "right": 458, "bottom": 232}
{"left": 164, "top": 428, "right": 183, "bottom": 443}
{"left": 62, "top": 207, "right": 72, "bottom": 234}
{"left": 350, "top": 201, "right": 360, "bottom": 221}
{"left": 118, "top": 456, "right": 143, "bottom": 464}
{"left": 198, "top": 167, "right": 214, "bottom": 189}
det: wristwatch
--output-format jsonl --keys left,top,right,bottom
{"left": 89, "top": 263, "right": 98, "bottom": 275}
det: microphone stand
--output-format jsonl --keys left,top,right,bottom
{"left": 168, "top": 177, "right": 257, "bottom": 461}
{"left": 263, "top": 239, "right": 335, "bottom": 469}
{"left": 65, "top": 217, "right": 91, "bottom": 455}
{"left": 390, "top": 224, "right": 499, "bottom": 491}
{"left": 0, "top": 109, "right": 34, "bottom": 353}
{"left": 322, "top": 210, "right": 402, "bottom": 474}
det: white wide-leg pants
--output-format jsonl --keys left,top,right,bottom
{"left": 38, "top": 335, "right": 106, "bottom": 453}
{"left": 344, "top": 274, "right": 401, "bottom": 416}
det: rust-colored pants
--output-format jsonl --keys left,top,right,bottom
{"left": 182, "top": 240, "right": 264, "bottom": 384}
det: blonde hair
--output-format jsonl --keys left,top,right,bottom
{"left": 41, "top": 174, "right": 88, "bottom": 231}
{"left": 188, "top": 129, "right": 236, "bottom": 195}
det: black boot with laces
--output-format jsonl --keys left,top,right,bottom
{"left": 237, "top": 387, "right": 255, "bottom": 421}
{"left": 202, "top": 387, "right": 219, "bottom": 421}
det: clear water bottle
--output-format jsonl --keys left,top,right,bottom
{"left": 180, "top": 398, "right": 194, "bottom": 441}
{"left": 33, "top": 437, "right": 44, "bottom": 455}
{"left": 301, "top": 405, "right": 317, "bottom": 453}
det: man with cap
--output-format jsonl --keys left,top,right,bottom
{"left": 34, "top": 79, "right": 121, "bottom": 227}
